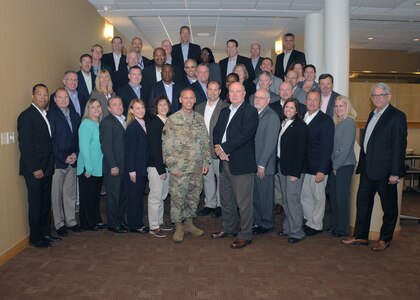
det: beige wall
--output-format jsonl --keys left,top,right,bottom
{"left": 0, "top": 0, "right": 124, "bottom": 257}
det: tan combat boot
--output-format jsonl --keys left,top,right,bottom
{"left": 173, "top": 222, "right": 184, "bottom": 243}
{"left": 183, "top": 218, "right": 204, "bottom": 236}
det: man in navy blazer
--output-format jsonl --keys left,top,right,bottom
{"left": 319, "top": 74, "right": 340, "bottom": 118}
{"left": 342, "top": 83, "right": 407, "bottom": 251}
{"left": 18, "top": 84, "right": 57, "bottom": 248}
{"left": 250, "top": 43, "right": 264, "bottom": 78}
{"left": 190, "top": 64, "right": 209, "bottom": 105}
{"left": 171, "top": 26, "right": 201, "bottom": 68}
{"left": 117, "top": 66, "right": 145, "bottom": 117}
{"left": 148, "top": 64, "right": 181, "bottom": 115}
{"left": 300, "top": 90, "right": 334, "bottom": 237}
{"left": 212, "top": 82, "right": 259, "bottom": 249}
{"left": 274, "top": 33, "right": 306, "bottom": 81}
{"left": 77, "top": 54, "right": 96, "bottom": 99}
{"left": 47, "top": 88, "right": 81, "bottom": 236}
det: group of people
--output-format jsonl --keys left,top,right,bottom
{"left": 18, "top": 27, "right": 407, "bottom": 251}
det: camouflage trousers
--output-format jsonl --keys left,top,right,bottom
{"left": 169, "top": 173, "right": 203, "bottom": 223}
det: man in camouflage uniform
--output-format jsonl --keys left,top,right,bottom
{"left": 162, "top": 87, "right": 211, "bottom": 242}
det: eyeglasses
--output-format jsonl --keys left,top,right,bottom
{"left": 371, "top": 93, "right": 388, "bottom": 99}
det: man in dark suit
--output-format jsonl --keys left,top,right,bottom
{"left": 171, "top": 26, "right": 201, "bottom": 68}
{"left": 219, "top": 39, "right": 255, "bottom": 86}
{"left": 195, "top": 81, "right": 228, "bottom": 218}
{"left": 342, "top": 83, "right": 407, "bottom": 251}
{"left": 252, "top": 89, "right": 281, "bottom": 235}
{"left": 212, "top": 82, "right": 259, "bottom": 249}
{"left": 130, "top": 37, "right": 152, "bottom": 70}
{"left": 77, "top": 54, "right": 96, "bottom": 99}
{"left": 300, "top": 90, "right": 334, "bottom": 237}
{"left": 102, "top": 36, "right": 127, "bottom": 89}
{"left": 190, "top": 64, "right": 209, "bottom": 105}
{"left": 117, "top": 66, "right": 144, "bottom": 117}
{"left": 274, "top": 33, "right": 306, "bottom": 81}
{"left": 17, "top": 84, "right": 60, "bottom": 249}
{"left": 100, "top": 96, "right": 127, "bottom": 233}
{"left": 90, "top": 44, "right": 113, "bottom": 77}
{"left": 47, "top": 88, "right": 81, "bottom": 237}
{"left": 319, "top": 73, "right": 340, "bottom": 118}
{"left": 115, "top": 50, "right": 141, "bottom": 92}
{"left": 50, "top": 71, "right": 88, "bottom": 117}
{"left": 148, "top": 64, "right": 181, "bottom": 115}
{"left": 250, "top": 43, "right": 263, "bottom": 78}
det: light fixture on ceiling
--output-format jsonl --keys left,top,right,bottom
{"left": 414, "top": 1, "right": 420, "bottom": 6}
{"left": 413, "top": 38, "right": 420, "bottom": 42}
{"left": 197, "top": 32, "right": 210, "bottom": 37}
{"left": 368, "top": 37, "right": 374, "bottom": 40}
{"left": 104, "top": 22, "right": 114, "bottom": 40}
{"left": 275, "top": 40, "right": 283, "bottom": 54}
{"left": 103, "top": 5, "right": 110, "bottom": 11}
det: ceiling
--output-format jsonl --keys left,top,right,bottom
{"left": 88, "top": 0, "right": 420, "bottom": 59}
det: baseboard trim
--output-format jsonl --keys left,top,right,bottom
{"left": 0, "top": 236, "right": 29, "bottom": 266}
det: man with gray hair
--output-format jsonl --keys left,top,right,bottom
{"left": 342, "top": 82, "right": 407, "bottom": 251}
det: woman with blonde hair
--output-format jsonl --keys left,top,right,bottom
{"left": 90, "top": 69, "right": 115, "bottom": 118}
{"left": 124, "top": 99, "right": 149, "bottom": 233}
{"left": 330, "top": 96, "right": 357, "bottom": 237}
{"left": 78, "top": 98, "right": 105, "bottom": 231}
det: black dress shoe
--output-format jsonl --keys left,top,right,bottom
{"left": 57, "top": 226, "right": 68, "bottom": 237}
{"left": 331, "top": 231, "right": 346, "bottom": 237}
{"left": 91, "top": 225, "right": 103, "bottom": 231}
{"left": 108, "top": 226, "right": 127, "bottom": 233}
{"left": 211, "top": 231, "right": 236, "bottom": 239}
{"left": 43, "top": 235, "right": 62, "bottom": 242}
{"left": 305, "top": 227, "right": 323, "bottom": 236}
{"left": 288, "top": 237, "right": 303, "bottom": 244}
{"left": 67, "top": 225, "right": 83, "bottom": 232}
{"left": 130, "top": 226, "right": 149, "bottom": 234}
{"left": 211, "top": 207, "right": 222, "bottom": 218}
{"left": 97, "top": 223, "right": 107, "bottom": 229}
{"left": 120, "top": 223, "right": 129, "bottom": 231}
{"left": 197, "top": 207, "right": 214, "bottom": 216}
{"left": 278, "top": 231, "right": 288, "bottom": 237}
{"left": 302, "top": 225, "right": 310, "bottom": 232}
{"left": 253, "top": 227, "right": 271, "bottom": 235}
{"left": 30, "top": 240, "right": 52, "bottom": 249}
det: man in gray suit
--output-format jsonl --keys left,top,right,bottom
{"left": 319, "top": 74, "right": 340, "bottom": 118}
{"left": 285, "top": 70, "right": 307, "bottom": 105}
{"left": 252, "top": 89, "right": 281, "bottom": 234}
{"left": 253, "top": 57, "right": 282, "bottom": 95}
{"left": 249, "top": 71, "right": 280, "bottom": 105}
{"left": 195, "top": 81, "right": 228, "bottom": 218}
{"left": 100, "top": 96, "right": 127, "bottom": 233}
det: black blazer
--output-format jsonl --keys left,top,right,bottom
{"left": 76, "top": 70, "right": 96, "bottom": 100}
{"left": 141, "top": 63, "right": 185, "bottom": 94}
{"left": 147, "top": 116, "right": 167, "bottom": 175}
{"left": 117, "top": 83, "right": 146, "bottom": 117}
{"left": 172, "top": 42, "right": 201, "bottom": 68}
{"left": 252, "top": 56, "right": 264, "bottom": 78}
{"left": 213, "top": 101, "right": 259, "bottom": 175}
{"left": 356, "top": 104, "right": 407, "bottom": 180}
{"left": 274, "top": 49, "right": 306, "bottom": 80}
{"left": 306, "top": 111, "right": 334, "bottom": 175}
{"left": 324, "top": 91, "right": 340, "bottom": 118}
{"left": 100, "top": 113, "right": 125, "bottom": 175}
{"left": 17, "top": 105, "right": 54, "bottom": 177}
{"left": 47, "top": 105, "right": 80, "bottom": 169}
{"left": 279, "top": 119, "right": 308, "bottom": 178}
{"left": 101, "top": 52, "right": 127, "bottom": 73}
{"left": 49, "top": 91, "right": 88, "bottom": 117}
{"left": 148, "top": 81, "right": 181, "bottom": 115}
{"left": 190, "top": 81, "right": 207, "bottom": 105}
{"left": 269, "top": 101, "right": 307, "bottom": 122}
{"left": 124, "top": 120, "right": 148, "bottom": 177}
{"left": 219, "top": 54, "right": 255, "bottom": 85}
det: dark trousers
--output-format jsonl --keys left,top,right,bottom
{"left": 329, "top": 165, "right": 354, "bottom": 236}
{"left": 354, "top": 173, "right": 398, "bottom": 242}
{"left": 126, "top": 174, "right": 147, "bottom": 229}
{"left": 219, "top": 161, "right": 254, "bottom": 241}
{"left": 104, "top": 174, "right": 126, "bottom": 228}
{"left": 79, "top": 174, "right": 103, "bottom": 230}
{"left": 24, "top": 175, "right": 52, "bottom": 243}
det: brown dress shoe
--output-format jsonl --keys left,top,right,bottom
{"left": 341, "top": 237, "right": 369, "bottom": 245}
{"left": 230, "top": 239, "right": 252, "bottom": 249}
{"left": 372, "top": 240, "right": 390, "bottom": 251}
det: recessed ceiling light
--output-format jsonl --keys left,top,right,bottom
{"left": 368, "top": 37, "right": 374, "bottom": 40}
{"left": 413, "top": 38, "right": 420, "bottom": 42}
{"left": 414, "top": 1, "right": 420, "bottom": 6}
{"left": 197, "top": 32, "right": 210, "bottom": 37}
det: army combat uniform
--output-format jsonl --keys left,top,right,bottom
{"left": 162, "top": 110, "right": 211, "bottom": 223}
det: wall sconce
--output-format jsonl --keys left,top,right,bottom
{"left": 104, "top": 23, "right": 114, "bottom": 40}
{"left": 275, "top": 40, "right": 283, "bottom": 54}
